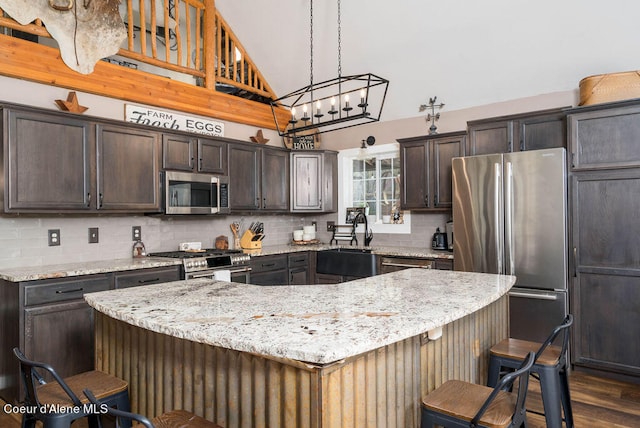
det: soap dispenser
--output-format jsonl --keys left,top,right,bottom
{"left": 132, "top": 240, "right": 147, "bottom": 258}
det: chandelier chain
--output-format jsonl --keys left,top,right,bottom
{"left": 309, "top": 0, "right": 314, "bottom": 86}
{"left": 337, "top": 0, "right": 342, "bottom": 77}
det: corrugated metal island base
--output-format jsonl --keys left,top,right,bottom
{"left": 88, "top": 270, "right": 512, "bottom": 428}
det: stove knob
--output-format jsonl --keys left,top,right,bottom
{"left": 185, "top": 261, "right": 193, "bottom": 269}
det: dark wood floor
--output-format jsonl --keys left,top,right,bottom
{"left": 526, "top": 371, "right": 640, "bottom": 427}
{"left": 1, "top": 371, "right": 639, "bottom": 427}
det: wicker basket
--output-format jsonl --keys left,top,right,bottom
{"left": 579, "top": 70, "right": 640, "bottom": 105}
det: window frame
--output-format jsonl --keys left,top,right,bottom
{"left": 338, "top": 143, "right": 411, "bottom": 235}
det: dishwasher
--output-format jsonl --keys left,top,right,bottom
{"left": 379, "top": 256, "right": 434, "bottom": 274}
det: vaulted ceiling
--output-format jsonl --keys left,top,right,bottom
{"left": 217, "top": 0, "right": 640, "bottom": 123}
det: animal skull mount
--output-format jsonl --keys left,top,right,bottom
{"left": 0, "top": 0, "right": 126, "bottom": 74}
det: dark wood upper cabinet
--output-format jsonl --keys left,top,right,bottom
{"left": 398, "top": 131, "right": 466, "bottom": 211}
{"left": 228, "top": 142, "right": 289, "bottom": 212}
{"left": 568, "top": 103, "right": 640, "bottom": 170}
{"left": 162, "top": 133, "right": 228, "bottom": 174}
{"left": 96, "top": 124, "right": 161, "bottom": 212}
{"left": 4, "top": 109, "right": 93, "bottom": 211}
{"left": 2, "top": 105, "right": 162, "bottom": 213}
{"left": 467, "top": 119, "right": 513, "bottom": 155}
{"left": 467, "top": 108, "right": 567, "bottom": 155}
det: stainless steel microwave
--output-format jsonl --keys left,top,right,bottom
{"left": 164, "top": 171, "right": 230, "bottom": 215}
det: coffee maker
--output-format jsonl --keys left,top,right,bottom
{"left": 445, "top": 220, "right": 454, "bottom": 251}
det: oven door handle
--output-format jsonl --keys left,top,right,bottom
{"left": 229, "top": 267, "right": 252, "bottom": 274}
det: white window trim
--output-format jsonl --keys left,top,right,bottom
{"left": 338, "top": 143, "right": 411, "bottom": 235}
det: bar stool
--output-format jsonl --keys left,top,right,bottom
{"left": 487, "top": 314, "right": 574, "bottom": 428}
{"left": 13, "top": 347, "right": 131, "bottom": 428}
{"left": 421, "top": 351, "right": 535, "bottom": 428}
{"left": 84, "top": 389, "right": 224, "bottom": 428}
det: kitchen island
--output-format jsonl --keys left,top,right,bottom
{"left": 85, "top": 269, "right": 514, "bottom": 428}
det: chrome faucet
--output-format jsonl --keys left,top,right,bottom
{"left": 352, "top": 211, "right": 373, "bottom": 246}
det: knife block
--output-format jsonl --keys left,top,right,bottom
{"left": 240, "top": 230, "right": 262, "bottom": 250}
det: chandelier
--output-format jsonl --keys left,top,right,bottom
{"left": 270, "top": 0, "right": 389, "bottom": 139}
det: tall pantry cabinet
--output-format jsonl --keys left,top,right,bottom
{"left": 567, "top": 100, "right": 640, "bottom": 379}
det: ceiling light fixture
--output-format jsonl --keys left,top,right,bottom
{"left": 270, "top": 0, "right": 389, "bottom": 139}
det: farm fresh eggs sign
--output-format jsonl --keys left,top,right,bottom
{"left": 125, "top": 104, "right": 224, "bottom": 137}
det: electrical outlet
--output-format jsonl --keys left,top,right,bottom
{"left": 88, "top": 227, "right": 99, "bottom": 243}
{"left": 48, "top": 229, "right": 61, "bottom": 246}
{"left": 327, "top": 221, "right": 335, "bottom": 231}
{"left": 132, "top": 226, "right": 142, "bottom": 241}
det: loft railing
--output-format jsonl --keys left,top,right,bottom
{"left": 0, "top": 0, "right": 277, "bottom": 102}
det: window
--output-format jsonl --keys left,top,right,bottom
{"left": 338, "top": 143, "right": 410, "bottom": 234}
{"left": 351, "top": 155, "right": 400, "bottom": 219}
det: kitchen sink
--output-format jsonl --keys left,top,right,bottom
{"left": 316, "top": 248, "right": 378, "bottom": 278}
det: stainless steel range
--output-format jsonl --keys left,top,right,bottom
{"left": 149, "top": 248, "right": 251, "bottom": 282}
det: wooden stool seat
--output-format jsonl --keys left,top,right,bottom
{"left": 487, "top": 315, "right": 574, "bottom": 428}
{"left": 14, "top": 347, "right": 131, "bottom": 428}
{"left": 153, "top": 410, "right": 224, "bottom": 428}
{"left": 36, "top": 370, "right": 128, "bottom": 407}
{"left": 490, "top": 338, "right": 561, "bottom": 366}
{"left": 421, "top": 352, "right": 535, "bottom": 428}
{"left": 422, "top": 380, "right": 517, "bottom": 427}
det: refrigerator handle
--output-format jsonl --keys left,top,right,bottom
{"left": 505, "top": 161, "right": 514, "bottom": 276}
{"left": 494, "top": 163, "right": 503, "bottom": 274}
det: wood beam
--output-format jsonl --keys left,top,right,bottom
{"left": 0, "top": 35, "right": 290, "bottom": 131}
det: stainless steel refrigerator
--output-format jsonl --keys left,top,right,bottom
{"left": 452, "top": 147, "right": 568, "bottom": 343}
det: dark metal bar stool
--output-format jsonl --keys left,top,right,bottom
{"left": 421, "top": 351, "right": 536, "bottom": 427}
{"left": 487, "top": 314, "right": 574, "bottom": 428}
{"left": 84, "top": 389, "right": 224, "bottom": 428}
{"left": 13, "top": 347, "right": 131, "bottom": 428}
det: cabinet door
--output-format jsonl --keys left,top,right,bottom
{"left": 24, "top": 300, "right": 95, "bottom": 381}
{"left": 432, "top": 135, "right": 465, "bottom": 209}
{"left": 322, "top": 152, "right": 338, "bottom": 212}
{"left": 571, "top": 170, "right": 640, "bottom": 375}
{"left": 289, "top": 268, "right": 309, "bottom": 285}
{"left": 198, "top": 138, "right": 228, "bottom": 174}
{"left": 291, "top": 153, "right": 322, "bottom": 211}
{"left": 467, "top": 120, "right": 513, "bottom": 155}
{"left": 228, "top": 144, "right": 260, "bottom": 210}
{"left": 5, "top": 109, "right": 92, "bottom": 211}
{"left": 519, "top": 113, "right": 566, "bottom": 151}
{"left": 400, "top": 141, "right": 430, "bottom": 209}
{"left": 568, "top": 104, "right": 640, "bottom": 170}
{"left": 96, "top": 124, "right": 161, "bottom": 211}
{"left": 163, "top": 133, "right": 196, "bottom": 171}
{"left": 261, "top": 148, "right": 289, "bottom": 211}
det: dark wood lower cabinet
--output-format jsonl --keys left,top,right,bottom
{"left": 0, "top": 266, "right": 182, "bottom": 403}
{"left": 24, "top": 301, "right": 95, "bottom": 382}
{"left": 250, "top": 254, "right": 289, "bottom": 285}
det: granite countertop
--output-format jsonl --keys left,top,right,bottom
{"left": 242, "top": 244, "right": 454, "bottom": 259}
{"left": 84, "top": 269, "right": 515, "bottom": 365}
{"left": 0, "top": 257, "right": 182, "bottom": 282}
{"left": 0, "top": 245, "right": 452, "bottom": 283}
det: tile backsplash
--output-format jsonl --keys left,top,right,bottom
{"left": 0, "top": 213, "right": 449, "bottom": 269}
